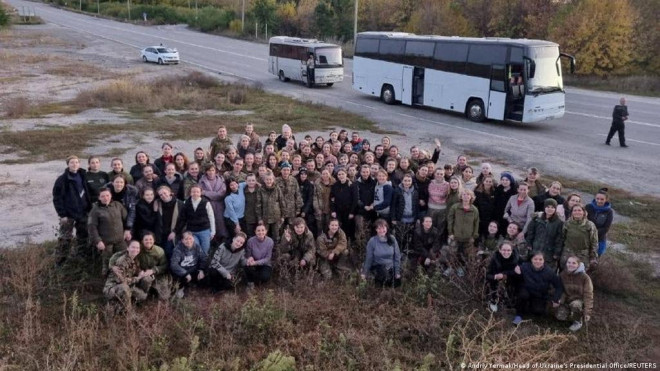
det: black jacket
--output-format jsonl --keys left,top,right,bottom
{"left": 130, "top": 163, "right": 161, "bottom": 183}
{"left": 52, "top": 168, "right": 91, "bottom": 220}
{"left": 493, "top": 185, "right": 517, "bottom": 224}
{"left": 391, "top": 185, "right": 420, "bottom": 222}
{"left": 298, "top": 178, "right": 315, "bottom": 216}
{"left": 106, "top": 182, "right": 139, "bottom": 229}
{"left": 133, "top": 199, "right": 159, "bottom": 240}
{"left": 176, "top": 198, "right": 212, "bottom": 233}
{"left": 533, "top": 191, "right": 566, "bottom": 212}
{"left": 518, "top": 262, "right": 563, "bottom": 301}
{"left": 356, "top": 176, "right": 376, "bottom": 216}
{"left": 330, "top": 180, "right": 358, "bottom": 216}
{"left": 412, "top": 224, "right": 441, "bottom": 259}
{"left": 474, "top": 189, "right": 496, "bottom": 226}
{"left": 486, "top": 249, "right": 520, "bottom": 281}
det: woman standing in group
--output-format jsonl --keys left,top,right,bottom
{"left": 157, "top": 163, "right": 184, "bottom": 200}
{"left": 182, "top": 162, "right": 201, "bottom": 199}
{"left": 373, "top": 169, "right": 394, "bottom": 222}
{"left": 224, "top": 178, "right": 246, "bottom": 242}
{"left": 461, "top": 166, "right": 477, "bottom": 190}
{"left": 199, "top": 164, "right": 228, "bottom": 244}
{"left": 361, "top": 219, "right": 402, "bottom": 288}
{"left": 109, "top": 158, "right": 133, "bottom": 185}
{"left": 504, "top": 182, "right": 534, "bottom": 234}
{"left": 391, "top": 174, "right": 419, "bottom": 255}
{"left": 131, "top": 151, "right": 160, "bottom": 183}
{"left": 154, "top": 142, "right": 174, "bottom": 175}
{"left": 245, "top": 224, "right": 274, "bottom": 287}
{"left": 533, "top": 181, "right": 565, "bottom": 212}
{"left": 132, "top": 187, "right": 159, "bottom": 242}
{"left": 447, "top": 189, "right": 480, "bottom": 275}
{"left": 330, "top": 169, "right": 358, "bottom": 241}
{"left": 526, "top": 199, "right": 564, "bottom": 269}
{"left": 494, "top": 172, "right": 517, "bottom": 232}
{"left": 173, "top": 152, "right": 189, "bottom": 175}
{"left": 427, "top": 168, "right": 450, "bottom": 240}
{"left": 175, "top": 184, "right": 215, "bottom": 254}
{"left": 562, "top": 204, "right": 599, "bottom": 271}
{"left": 474, "top": 175, "right": 496, "bottom": 238}
{"left": 585, "top": 188, "right": 614, "bottom": 257}
{"left": 557, "top": 255, "right": 593, "bottom": 332}
{"left": 313, "top": 169, "right": 335, "bottom": 236}
{"left": 561, "top": 193, "right": 582, "bottom": 221}
{"left": 106, "top": 174, "right": 139, "bottom": 236}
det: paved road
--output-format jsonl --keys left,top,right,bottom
{"left": 8, "top": 0, "right": 660, "bottom": 195}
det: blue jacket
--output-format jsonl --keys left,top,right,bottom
{"left": 585, "top": 200, "right": 613, "bottom": 241}
{"left": 519, "top": 262, "right": 563, "bottom": 302}
{"left": 224, "top": 182, "right": 246, "bottom": 223}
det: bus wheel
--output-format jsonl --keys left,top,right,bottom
{"left": 326, "top": 83, "right": 334, "bottom": 87}
{"left": 381, "top": 85, "right": 395, "bottom": 105}
{"left": 467, "top": 99, "right": 485, "bottom": 122}
{"left": 278, "top": 70, "right": 287, "bottom": 82}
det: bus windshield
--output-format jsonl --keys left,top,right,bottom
{"left": 315, "top": 47, "right": 343, "bottom": 66}
{"left": 526, "top": 46, "right": 563, "bottom": 94}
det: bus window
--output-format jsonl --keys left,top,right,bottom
{"left": 490, "top": 64, "right": 506, "bottom": 92}
{"left": 467, "top": 44, "right": 507, "bottom": 79}
{"left": 405, "top": 41, "right": 435, "bottom": 68}
{"left": 355, "top": 38, "right": 379, "bottom": 58}
{"left": 379, "top": 39, "right": 406, "bottom": 63}
{"left": 510, "top": 47, "right": 523, "bottom": 64}
{"left": 434, "top": 42, "right": 468, "bottom": 73}
{"left": 315, "top": 47, "right": 342, "bottom": 66}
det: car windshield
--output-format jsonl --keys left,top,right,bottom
{"left": 526, "top": 46, "right": 563, "bottom": 94}
{"left": 315, "top": 47, "right": 342, "bottom": 66}
{"left": 157, "top": 48, "right": 175, "bottom": 54}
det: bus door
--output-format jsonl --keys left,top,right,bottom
{"left": 402, "top": 66, "right": 414, "bottom": 105}
{"left": 412, "top": 67, "right": 425, "bottom": 105}
{"left": 487, "top": 64, "right": 506, "bottom": 120}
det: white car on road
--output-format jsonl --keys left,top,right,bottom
{"left": 141, "top": 46, "right": 180, "bottom": 65}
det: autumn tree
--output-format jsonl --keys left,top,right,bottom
{"left": 277, "top": 2, "right": 298, "bottom": 35}
{"left": 358, "top": 0, "right": 400, "bottom": 33}
{"left": 251, "top": 0, "right": 278, "bottom": 34}
{"left": 629, "top": 0, "right": 660, "bottom": 74}
{"left": 406, "top": 0, "right": 475, "bottom": 36}
{"left": 312, "top": 0, "right": 335, "bottom": 38}
{"left": 548, "top": 0, "right": 635, "bottom": 76}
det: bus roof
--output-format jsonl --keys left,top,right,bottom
{"left": 357, "top": 31, "right": 558, "bottom": 48}
{"left": 269, "top": 36, "right": 340, "bottom": 49}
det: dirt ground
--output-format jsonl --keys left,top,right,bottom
{"left": 1, "top": 23, "right": 658, "bottom": 277}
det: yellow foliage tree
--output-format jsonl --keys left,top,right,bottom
{"left": 406, "top": 0, "right": 475, "bottom": 36}
{"left": 548, "top": 0, "right": 634, "bottom": 76}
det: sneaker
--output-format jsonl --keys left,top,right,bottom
{"left": 488, "top": 302, "right": 498, "bottom": 313}
{"left": 621, "top": 144, "right": 629, "bottom": 148}
{"left": 512, "top": 315, "right": 522, "bottom": 325}
{"left": 605, "top": 142, "right": 610, "bottom": 146}
{"left": 456, "top": 268, "right": 465, "bottom": 277}
{"left": 569, "top": 321, "right": 583, "bottom": 332}
{"left": 175, "top": 288, "right": 185, "bottom": 299}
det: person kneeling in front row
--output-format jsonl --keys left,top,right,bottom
{"left": 104, "top": 240, "right": 148, "bottom": 308}
{"left": 361, "top": 219, "right": 402, "bottom": 288}
{"left": 556, "top": 255, "right": 593, "bottom": 332}
{"left": 170, "top": 231, "right": 207, "bottom": 298}
{"left": 207, "top": 233, "right": 248, "bottom": 292}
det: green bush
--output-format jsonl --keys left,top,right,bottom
{"left": 188, "top": 6, "right": 235, "bottom": 32}
{"left": 0, "top": 3, "right": 10, "bottom": 27}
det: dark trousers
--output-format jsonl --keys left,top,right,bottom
{"left": 606, "top": 122, "right": 626, "bottom": 146}
{"left": 245, "top": 265, "right": 272, "bottom": 285}
{"left": 372, "top": 265, "right": 401, "bottom": 288}
{"left": 516, "top": 287, "right": 548, "bottom": 316}
{"left": 174, "top": 271, "right": 203, "bottom": 288}
{"left": 225, "top": 217, "right": 247, "bottom": 242}
{"left": 207, "top": 269, "right": 235, "bottom": 292}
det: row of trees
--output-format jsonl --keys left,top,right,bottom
{"left": 49, "top": 0, "right": 659, "bottom": 76}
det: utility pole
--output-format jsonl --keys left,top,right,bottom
{"left": 241, "top": 0, "right": 245, "bottom": 32}
{"left": 97, "top": 0, "right": 99, "bottom": 15}
{"left": 353, "top": 0, "right": 358, "bottom": 46}
{"left": 127, "top": 0, "right": 131, "bottom": 21}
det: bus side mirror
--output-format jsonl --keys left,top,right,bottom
{"left": 560, "top": 53, "right": 576, "bottom": 74}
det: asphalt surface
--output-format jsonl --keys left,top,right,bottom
{"left": 8, "top": 0, "right": 660, "bottom": 195}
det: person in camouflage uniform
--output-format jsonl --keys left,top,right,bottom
{"left": 88, "top": 188, "right": 129, "bottom": 276}
{"left": 313, "top": 169, "right": 335, "bottom": 238}
{"left": 257, "top": 172, "right": 285, "bottom": 242}
{"left": 316, "top": 219, "right": 351, "bottom": 279}
{"left": 276, "top": 162, "right": 303, "bottom": 228}
{"left": 277, "top": 217, "right": 316, "bottom": 273}
{"left": 103, "top": 240, "right": 148, "bottom": 306}
{"left": 136, "top": 231, "right": 171, "bottom": 300}
{"left": 209, "top": 125, "right": 234, "bottom": 161}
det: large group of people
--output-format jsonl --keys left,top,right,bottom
{"left": 52, "top": 123, "right": 611, "bottom": 331}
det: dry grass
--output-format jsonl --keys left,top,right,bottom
{"left": 0, "top": 72, "right": 386, "bottom": 162}
{"left": 0, "top": 242, "right": 656, "bottom": 369}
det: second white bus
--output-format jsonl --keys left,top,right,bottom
{"left": 352, "top": 32, "right": 575, "bottom": 123}
{"left": 268, "top": 36, "right": 344, "bottom": 87}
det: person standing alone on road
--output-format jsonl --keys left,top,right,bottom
{"left": 306, "top": 52, "right": 315, "bottom": 87}
{"left": 606, "top": 97, "right": 629, "bottom": 147}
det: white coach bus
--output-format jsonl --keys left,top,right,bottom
{"left": 268, "top": 36, "right": 344, "bottom": 87}
{"left": 352, "top": 32, "right": 575, "bottom": 123}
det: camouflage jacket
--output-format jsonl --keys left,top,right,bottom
{"left": 276, "top": 176, "right": 303, "bottom": 218}
{"left": 257, "top": 184, "right": 285, "bottom": 224}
